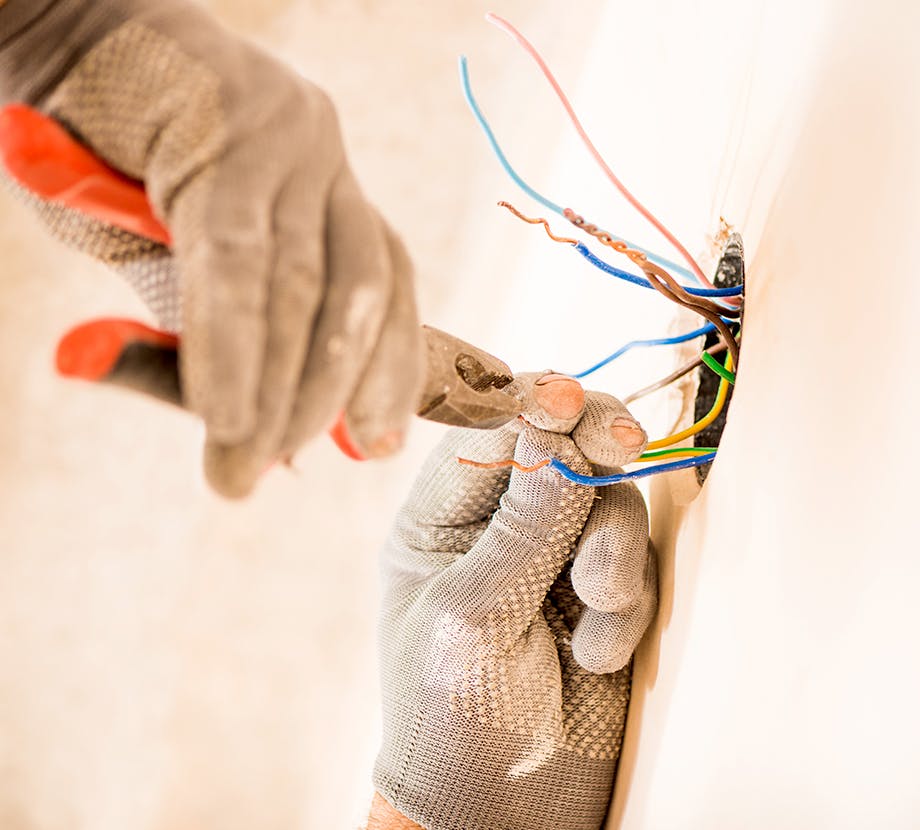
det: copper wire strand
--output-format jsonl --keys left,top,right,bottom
{"left": 563, "top": 208, "right": 741, "bottom": 368}
{"left": 564, "top": 209, "right": 739, "bottom": 318}
{"left": 623, "top": 341, "right": 728, "bottom": 404}
{"left": 497, "top": 201, "right": 579, "bottom": 245}
{"left": 564, "top": 206, "right": 742, "bottom": 310}
{"left": 456, "top": 456, "right": 551, "bottom": 473}
{"left": 494, "top": 200, "right": 742, "bottom": 369}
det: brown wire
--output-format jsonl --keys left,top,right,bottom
{"left": 563, "top": 209, "right": 738, "bottom": 318}
{"left": 624, "top": 341, "right": 728, "bottom": 404}
{"left": 497, "top": 201, "right": 579, "bottom": 245}
{"left": 456, "top": 457, "right": 551, "bottom": 473}
{"left": 563, "top": 208, "right": 741, "bottom": 369}
{"left": 639, "top": 264, "right": 741, "bottom": 369}
{"left": 494, "top": 200, "right": 742, "bottom": 369}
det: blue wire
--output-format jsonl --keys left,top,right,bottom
{"left": 550, "top": 453, "right": 716, "bottom": 486}
{"left": 458, "top": 55, "right": 701, "bottom": 285}
{"left": 459, "top": 55, "right": 563, "bottom": 215}
{"left": 572, "top": 323, "right": 716, "bottom": 379}
{"left": 573, "top": 244, "right": 743, "bottom": 298}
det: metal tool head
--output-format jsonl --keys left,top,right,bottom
{"left": 416, "top": 326, "right": 522, "bottom": 429}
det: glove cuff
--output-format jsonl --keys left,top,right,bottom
{"left": 367, "top": 792, "right": 425, "bottom": 830}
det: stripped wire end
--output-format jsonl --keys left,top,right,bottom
{"left": 484, "top": 11, "right": 711, "bottom": 287}
{"left": 564, "top": 208, "right": 633, "bottom": 256}
{"left": 498, "top": 201, "right": 578, "bottom": 245}
{"left": 457, "top": 456, "right": 552, "bottom": 473}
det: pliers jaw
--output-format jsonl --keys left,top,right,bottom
{"left": 416, "top": 326, "right": 522, "bottom": 430}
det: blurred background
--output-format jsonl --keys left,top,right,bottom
{"left": 3, "top": 1, "right": 919, "bottom": 828}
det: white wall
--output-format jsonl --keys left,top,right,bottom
{"left": 603, "top": 1, "right": 920, "bottom": 827}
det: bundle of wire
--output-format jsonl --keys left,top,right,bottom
{"left": 457, "top": 13, "right": 743, "bottom": 487}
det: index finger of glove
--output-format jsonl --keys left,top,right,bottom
{"left": 172, "top": 159, "right": 277, "bottom": 447}
{"left": 431, "top": 426, "right": 595, "bottom": 646}
{"left": 200, "top": 161, "right": 329, "bottom": 497}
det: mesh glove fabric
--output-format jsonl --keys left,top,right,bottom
{"left": 0, "top": 0, "right": 423, "bottom": 496}
{"left": 375, "top": 384, "right": 658, "bottom": 830}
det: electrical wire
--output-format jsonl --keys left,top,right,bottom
{"left": 458, "top": 54, "right": 698, "bottom": 283}
{"left": 573, "top": 323, "right": 715, "bottom": 379}
{"left": 613, "top": 252, "right": 743, "bottom": 364}
{"left": 459, "top": 451, "right": 717, "bottom": 484}
{"left": 572, "top": 243, "right": 743, "bottom": 298}
{"left": 550, "top": 453, "right": 716, "bottom": 486}
{"left": 645, "top": 351, "right": 734, "bottom": 450}
{"left": 626, "top": 254, "right": 741, "bottom": 370}
{"left": 493, "top": 201, "right": 743, "bottom": 300}
{"left": 701, "top": 351, "right": 736, "bottom": 384}
{"left": 484, "top": 12, "right": 712, "bottom": 288}
{"left": 623, "top": 341, "right": 727, "bottom": 404}
{"left": 565, "top": 209, "right": 741, "bottom": 317}
{"left": 497, "top": 201, "right": 579, "bottom": 244}
{"left": 456, "top": 457, "right": 551, "bottom": 473}
{"left": 491, "top": 198, "right": 743, "bottom": 378}
{"left": 640, "top": 263, "right": 741, "bottom": 370}
{"left": 458, "top": 55, "right": 562, "bottom": 215}
{"left": 637, "top": 447, "right": 717, "bottom": 461}
{"left": 461, "top": 22, "right": 745, "bottom": 461}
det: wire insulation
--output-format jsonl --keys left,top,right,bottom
{"left": 573, "top": 324, "right": 715, "bottom": 379}
{"left": 459, "top": 55, "right": 697, "bottom": 282}
{"left": 701, "top": 351, "right": 737, "bottom": 383}
{"left": 458, "top": 56, "right": 562, "bottom": 215}
{"left": 623, "top": 342, "right": 727, "bottom": 404}
{"left": 572, "top": 244, "right": 742, "bottom": 298}
{"left": 645, "top": 351, "right": 734, "bottom": 450}
{"left": 637, "top": 447, "right": 717, "bottom": 461}
{"left": 484, "top": 12, "right": 711, "bottom": 287}
{"left": 550, "top": 453, "right": 716, "bottom": 485}
{"left": 565, "top": 210, "right": 740, "bottom": 316}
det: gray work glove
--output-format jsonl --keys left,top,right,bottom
{"left": 0, "top": 0, "right": 422, "bottom": 496}
{"left": 374, "top": 374, "right": 658, "bottom": 830}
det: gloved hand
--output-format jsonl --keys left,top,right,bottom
{"left": 372, "top": 373, "right": 658, "bottom": 830}
{"left": 0, "top": 0, "right": 422, "bottom": 496}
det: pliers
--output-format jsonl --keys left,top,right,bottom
{"left": 0, "top": 104, "right": 522, "bottom": 457}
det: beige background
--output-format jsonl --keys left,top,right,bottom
{"left": 2, "top": 1, "right": 919, "bottom": 829}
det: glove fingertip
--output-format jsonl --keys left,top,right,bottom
{"left": 572, "top": 635, "right": 632, "bottom": 675}
{"left": 196, "top": 392, "right": 259, "bottom": 446}
{"left": 203, "top": 441, "right": 264, "bottom": 499}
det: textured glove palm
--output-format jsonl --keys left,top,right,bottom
{"left": 375, "top": 376, "right": 658, "bottom": 830}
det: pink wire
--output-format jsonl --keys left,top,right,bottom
{"left": 485, "top": 12, "right": 714, "bottom": 289}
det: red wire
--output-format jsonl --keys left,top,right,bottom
{"left": 485, "top": 12, "right": 714, "bottom": 289}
